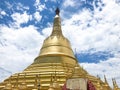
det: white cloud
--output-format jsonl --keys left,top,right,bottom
{"left": 0, "top": 10, "right": 7, "bottom": 18}
{"left": 63, "top": 0, "right": 76, "bottom": 7}
{"left": 0, "top": 67, "right": 11, "bottom": 82}
{"left": 16, "top": 3, "right": 29, "bottom": 11}
{"left": 61, "top": 0, "right": 120, "bottom": 54}
{"left": 0, "top": 25, "right": 45, "bottom": 73}
{"left": 60, "top": 0, "right": 120, "bottom": 87}
{"left": 45, "top": 0, "right": 57, "bottom": 3}
{"left": 5, "top": 1, "right": 13, "bottom": 9}
{"left": 81, "top": 54, "right": 120, "bottom": 86}
{"left": 34, "top": 12, "right": 42, "bottom": 22}
{"left": 34, "top": 0, "right": 46, "bottom": 11}
{"left": 0, "top": 11, "right": 6, "bottom": 16}
{"left": 11, "top": 11, "right": 30, "bottom": 27}
{"left": 34, "top": 0, "right": 40, "bottom": 6}
{"left": 62, "top": 0, "right": 83, "bottom": 10}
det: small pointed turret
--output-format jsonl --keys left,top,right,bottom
{"left": 103, "top": 75, "right": 111, "bottom": 90}
{"left": 104, "top": 75, "right": 108, "bottom": 84}
{"left": 112, "top": 78, "right": 119, "bottom": 90}
{"left": 114, "top": 79, "right": 118, "bottom": 87}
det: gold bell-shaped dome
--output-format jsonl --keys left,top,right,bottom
{"left": 39, "top": 8, "right": 75, "bottom": 59}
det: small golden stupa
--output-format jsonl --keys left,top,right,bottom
{"left": 0, "top": 8, "right": 120, "bottom": 90}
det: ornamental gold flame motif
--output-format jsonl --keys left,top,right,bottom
{"left": 0, "top": 8, "right": 120, "bottom": 90}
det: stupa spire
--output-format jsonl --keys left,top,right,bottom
{"left": 39, "top": 7, "right": 75, "bottom": 59}
{"left": 50, "top": 7, "right": 63, "bottom": 36}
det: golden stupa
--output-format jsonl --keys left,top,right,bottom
{"left": 0, "top": 8, "right": 120, "bottom": 90}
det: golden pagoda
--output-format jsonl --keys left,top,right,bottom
{"left": 0, "top": 8, "right": 120, "bottom": 90}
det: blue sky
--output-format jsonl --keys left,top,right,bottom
{"left": 0, "top": 0, "right": 120, "bottom": 86}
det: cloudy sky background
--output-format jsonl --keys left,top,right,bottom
{"left": 0, "top": 0, "right": 120, "bottom": 87}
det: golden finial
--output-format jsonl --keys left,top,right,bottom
{"left": 55, "top": 7, "right": 60, "bottom": 15}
